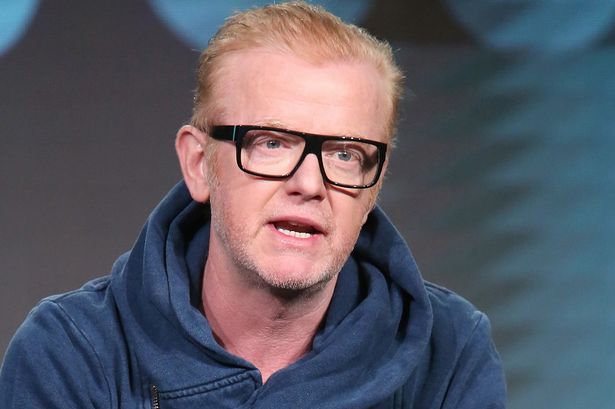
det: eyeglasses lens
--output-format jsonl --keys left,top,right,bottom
{"left": 240, "top": 129, "right": 380, "bottom": 187}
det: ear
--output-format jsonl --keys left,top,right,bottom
{"left": 362, "top": 210, "right": 370, "bottom": 226}
{"left": 175, "top": 125, "right": 210, "bottom": 203}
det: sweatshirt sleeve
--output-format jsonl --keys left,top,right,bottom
{"left": 443, "top": 311, "right": 507, "bottom": 409}
{"left": 0, "top": 300, "right": 111, "bottom": 408}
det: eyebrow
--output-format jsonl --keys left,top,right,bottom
{"left": 257, "top": 119, "right": 290, "bottom": 129}
{"left": 254, "top": 120, "right": 366, "bottom": 139}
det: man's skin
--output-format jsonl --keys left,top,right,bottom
{"left": 175, "top": 48, "right": 390, "bottom": 382}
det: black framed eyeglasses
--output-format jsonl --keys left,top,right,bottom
{"left": 209, "top": 125, "right": 387, "bottom": 189}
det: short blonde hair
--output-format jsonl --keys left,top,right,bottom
{"left": 191, "top": 1, "right": 404, "bottom": 142}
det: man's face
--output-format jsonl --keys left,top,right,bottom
{"left": 205, "top": 48, "right": 390, "bottom": 291}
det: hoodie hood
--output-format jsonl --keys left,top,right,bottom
{"left": 110, "top": 181, "right": 433, "bottom": 408}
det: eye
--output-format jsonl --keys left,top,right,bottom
{"left": 323, "top": 140, "right": 379, "bottom": 171}
{"left": 266, "top": 139, "right": 282, "bottom": 149}
{"left": 243, "top": 130, "right": 298, "bottom": 150}
{"left": 336, "top": 150, "right": 354, "bottom": 162}
{"left": 331, "top": 145, "right": 365, "bottom": 164}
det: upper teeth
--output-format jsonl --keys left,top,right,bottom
{"left": 276, "top": 226, "right": 312, "bottom": 238}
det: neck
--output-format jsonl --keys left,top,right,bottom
{"left": 201, "top": 261, "right": 337, "bottom": 383}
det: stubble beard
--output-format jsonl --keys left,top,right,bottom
{"left": 209, "top": 200, "right": 354, "bottom": 296}
{"left": 206, "top": 158, "right": 361, "bottom": 296}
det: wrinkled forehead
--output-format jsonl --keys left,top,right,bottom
{"left": 207, "top": 48, "right": 393, "bottom": 142}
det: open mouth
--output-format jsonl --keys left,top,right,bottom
{"left": 273, "top": 221, "right": 321, "bottom": 239}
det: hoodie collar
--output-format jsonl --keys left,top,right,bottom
{"left": 115, "top": 181, "right": 434, "bottom": 407}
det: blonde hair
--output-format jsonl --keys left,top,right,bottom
{"left": 191, "top": 1, "right": 404, "bottom": 141}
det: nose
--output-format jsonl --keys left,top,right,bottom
{"left": 283, "top": 153, "right": 326, "bottom": 200}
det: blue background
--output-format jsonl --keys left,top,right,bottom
{"left": 1, "top": 1, "right": 613, "bottom": 407}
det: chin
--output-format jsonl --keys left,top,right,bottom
{"left": 256, "top": 264, "right": 338, "bottom": 293}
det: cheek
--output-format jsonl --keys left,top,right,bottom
{"left": 209, "top": 182, "right": 242, "bottom": 225}
{"left": 208, "top": 170, "right": 271, "bottom": 229}
{"left": 332, "top": 194, "right": 373, "bottom": 239}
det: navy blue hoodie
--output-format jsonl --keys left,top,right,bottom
{"left": 0, "top": 182, "right": 506, "bottom": 408}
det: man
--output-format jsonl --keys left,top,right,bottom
{"left": 0, "top": 2, "right": 506, "bottom": 408}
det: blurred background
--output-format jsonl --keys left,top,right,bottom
{"left": 1, "top": 1, "right": 614, "bottom": 407}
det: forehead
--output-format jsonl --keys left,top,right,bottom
{"left": 210, "top": 48, "right": 391, "bottom": 142}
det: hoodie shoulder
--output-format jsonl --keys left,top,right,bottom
{"left": 423, "top": 280, "right": 495, "bottom": 361}
{"left": 0, "top": 280, "right": 115, "bottom": 408}
{"left": 420, "top": 281, "right": 507, "bottom": 408}
{"left": 424, "top": 281, "right": 482, "bottom": 327}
